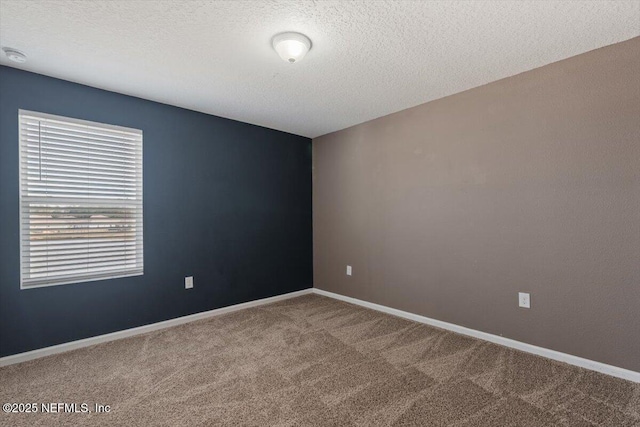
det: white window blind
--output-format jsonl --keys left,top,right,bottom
{"left": 19, "top": 110, "right": 143, "bottom": 289}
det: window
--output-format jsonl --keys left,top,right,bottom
{"left": 19, "top": 110, "right": 143, "bottom": 289}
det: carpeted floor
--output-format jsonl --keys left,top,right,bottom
{"left": 1, "top": 294, "right": 639, "bottom": 426}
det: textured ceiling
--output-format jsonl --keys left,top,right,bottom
{"left": 0, "top": 1, "right": 638, "bottom": 138}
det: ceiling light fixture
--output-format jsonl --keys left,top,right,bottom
{"left": 272, "top": 32, "right": 311, "bottom": 64}
{"left": 2, "top": 47, "right": 27, "bottom": 63}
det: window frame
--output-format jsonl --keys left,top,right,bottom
{"left": 18, "top": 110, "right": 144, "bottom": 289}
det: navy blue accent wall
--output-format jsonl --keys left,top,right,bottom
{"left": 0, "top": 66, "right": 313, "bottom": 357}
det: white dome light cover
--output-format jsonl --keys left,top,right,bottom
{"left": 272, "top": 32, "right": 311, "bottom": 63}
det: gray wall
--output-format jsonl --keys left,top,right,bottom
{"left": 313, "top": 37, "right": 640, "bottom": 371}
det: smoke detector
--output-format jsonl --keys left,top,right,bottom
{"left": 3, "top": 47, "right": 27, "bottom": 63}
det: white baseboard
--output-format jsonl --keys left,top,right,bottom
{"left": 0, "top": 288, "right": 313, "bottom": 368}
{"left": 312, "top": 288, "right": 640, "bottom": 383}
{"left": 3, "top": 287, "right": 638, "bottom": 383}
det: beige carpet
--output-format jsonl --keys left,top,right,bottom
{"left": 1, "top": 294, "right": 638, "bottom": 426}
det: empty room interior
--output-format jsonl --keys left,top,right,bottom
{"left": 0, "top": 1, "right": 639, "bottom": 425}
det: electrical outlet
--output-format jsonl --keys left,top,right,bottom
{"left": 185, "top": 276, "right": 194, "bottom": 289}
{"left": 518, "top": 292, "right": 530, "bottom": 308}
{"left": 346, "top": 265, "right": 352, "bottom": 276}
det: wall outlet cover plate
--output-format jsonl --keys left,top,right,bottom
{"left": 518, "top": 292, "right": 530, "bottom": 308}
